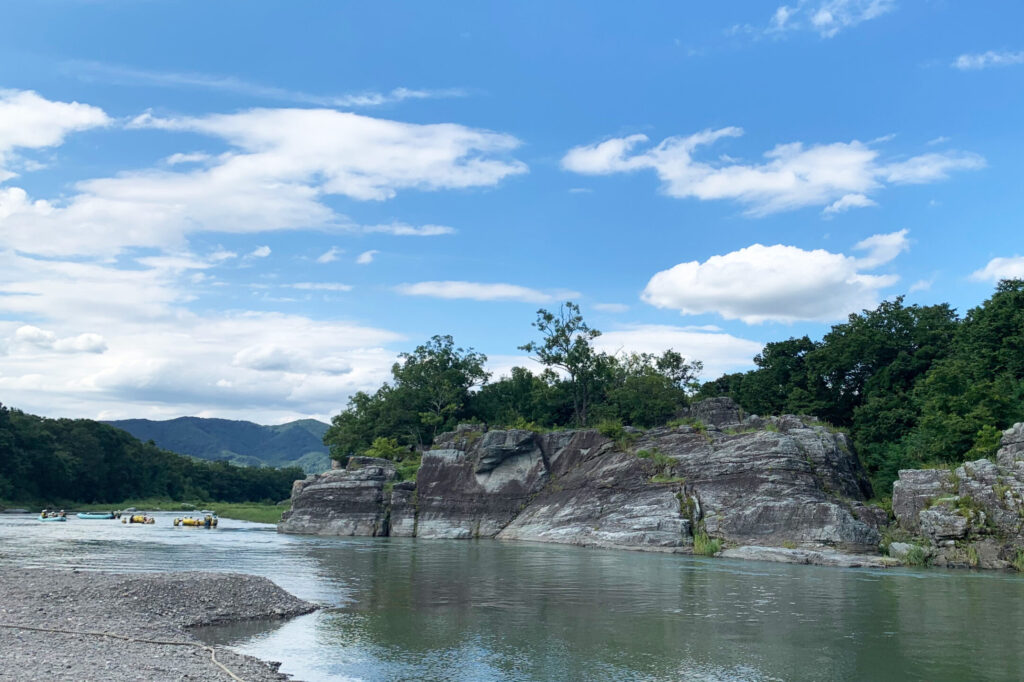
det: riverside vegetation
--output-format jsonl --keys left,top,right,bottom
{"left": 0, "top": 406, "right": 301, "bottom": 511}
{"left": 325, "top": 280, "right": 1024, "bottom": 499}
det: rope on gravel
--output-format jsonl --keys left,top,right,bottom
{"left": 0, "top": 623, "right": 245, "bottom": 681}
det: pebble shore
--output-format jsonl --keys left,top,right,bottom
{"left": 0, "top": 569, "right": 317, "bottom": 681}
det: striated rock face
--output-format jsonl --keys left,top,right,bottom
{"left": 278, "top": 456, "right": 396, "bottom": 536}
{"left": 280, "top": 398, "right": 881, "bottom": 556}
{"left": 891, "top": 423, "right": 1024, "bottom": 569}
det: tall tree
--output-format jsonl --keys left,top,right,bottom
{"left": 519, "top": 302, "right": 603, "bottom": 426}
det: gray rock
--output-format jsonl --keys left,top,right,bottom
{"left": 892, "top": 469, "right": 953, "bottom": 533}
{"left": 720, "top": 546, "right": 898, "bottom": 568}
{"left": 280, "top": 399, "right": 880, "bottom": 557}
{"left": 887, "top": 542, "right": 915, "bottom": 560}
{"left": 278, "top": 456, "right": 396, "bottom": 536}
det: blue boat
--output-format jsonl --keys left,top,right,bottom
{"left": 77, "top": 512, "right": 115, "bottom": 520}
{"left": 38, "top": 515, "right": 67, "bottom": 522}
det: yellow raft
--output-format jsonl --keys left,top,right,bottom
{"left": 173, "top": 515, "right": 218, "bottom": 528}
{"left": 122, "top": 515, "right": 155, "bottom": 524}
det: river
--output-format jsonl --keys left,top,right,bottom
{"left": 1, "top": 512, "right": 1022, "bottom": 681}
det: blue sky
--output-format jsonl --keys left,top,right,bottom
{"left": 0, "top": 1, "right": 1021, "bottom": 423}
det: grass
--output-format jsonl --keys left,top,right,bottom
{"left": 1013, "top": 550, "right": 1024, "bottom": 573}
{"left": 693, "top": 528, "right": 722, "bottom": 557}
{"left": 904, "top": 544, "right": 931, "bottom": 567}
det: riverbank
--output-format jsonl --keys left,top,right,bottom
{"left": 1, "top": 499, "right": 289, "bottom": 524}
{"left": 0, "top": 570, "right": 316, "bottom": 681}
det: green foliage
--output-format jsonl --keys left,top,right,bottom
{"left": 364, "top": 436, "right": 410, "bottom": 461}
{"left": 104, "top": 417, "right": 330, "bottom": 473}
{"left": 697, "top": 281, "right": 1024, "bottom": 493}
{"left": 0, "top": 404, "right": 300, "bottom": 506}
{"left": 693, "top": 528, "right": 722, "bottom": 556}
{"left": 966, "top": 544, "right": 980, "bottom": 568}
{"left": 597, "top": 419, "right": 626, "bottom": 439}
{"left": 395, "top": 454, "right": 422, "bottom": 482}
{"left": 904, "top": 544, "right": 931, "bottom": 567}
{"left": 1013, "top": 549, "right": 1024, "bottom": 573}
{"left": 324, "top": 335, "right": 489, "bottom": 460}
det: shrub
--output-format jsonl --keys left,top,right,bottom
{"left": 1013, "top": 549, "right": 1024, "bottom": 573}
{"left": 904, "top": 544, "right": 930, "bottom": 567}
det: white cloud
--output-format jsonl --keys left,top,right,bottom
{"left": 362, "top": 223, "right": 456, "bottom": 237}
{"left": 909, "top": 278, "right": 934, "bottom": 292}
{"left": 824, "top": 193, "right": 877, "bottom": 214}
{"left": 0, "top": 89, "right": 110, "bottom": 180}
{"left": 593, "top": 303, "right": 629, "bottom": 313}
{"left": 316, "top": 247, "right": 343, "bottom": 263}
{"left": 396, "top": 281, "right": 580, "bottom": 304}
{"left": 65, "top": 60, "right": 467, "bottom": 108}
{"left": 595, "top": 326, "right": 763, "bottom": 379}
{"left": 759, "top": 0, "right": 895, "bottom": 38}
{"left": 0, "top": 99, "right": 523, "bottom": 257}
{"left": 562, "top": 128, "right": 981, "bottom": 216}
{"left": 287, "top": 282, "right": 353, "bottom": 292}
{"left": 248, "top": 245, "right": 271, "bottom": 258}
{"left": 970, "top": 256, "right": 1024, "bottom": 282}
{"left": 641, "top": 230, "right": 908, "bottom": 323}
{"left": 12, "top": 325, "right": 107, "bottom": 354}
{"left": 356, "top": 249, "right": 379, "bottom": 265}
{"left": 0, "top": 251, "right": 404, "bottom": 422}
{"left": 165, "top": 151, "right": 211, "bottom": 165}
{"left": 953, "top": 50, "right": 1024, "bottom": 71}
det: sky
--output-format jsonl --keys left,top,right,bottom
{"left": 0, "top": 1, "right": 1022, "bottom": 424}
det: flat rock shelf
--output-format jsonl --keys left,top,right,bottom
{"left": 0, "top": 570, "right": 317, "bottom": 682}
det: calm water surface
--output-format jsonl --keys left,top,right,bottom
{"left": 1, "top": 512, "right": 1022, "bottom": 681}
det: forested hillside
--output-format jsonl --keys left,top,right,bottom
{"left": 324, "top": 281, "right": 1024, "bottom": 496}
{"left": 0, "top": 405, "right": 303, "bottom": 505}
{"left": 105, "top": 417, "right": 330, "bottom": 474}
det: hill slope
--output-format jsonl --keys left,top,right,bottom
{"left": 105, "top": 417, "right": 331, "bottom": 474}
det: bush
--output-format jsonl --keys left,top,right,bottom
{"left": 693, "top": 529, "right": 721, "bottom": 556}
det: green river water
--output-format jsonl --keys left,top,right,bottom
{"left": 1, "top": 512, "right": 1022, "bottom": 681}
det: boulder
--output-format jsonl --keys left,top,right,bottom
{"left": 278, "top": 457, "right": 396, "bottom": 536}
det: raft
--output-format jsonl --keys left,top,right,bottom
{"left": 122, "top": 515, "right": 155, "bottom": 525}
{"left": 38, "top": 515, "right": 67, "bottom": 522}
{"left": 173, "top": 515, "right": 218, "bottom": 528}
{"left": 76, "top": 512, "right": 115, "bottom": 520}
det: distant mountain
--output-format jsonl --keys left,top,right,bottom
{"left": 104, "top": 417, "right": 332, "bottom": 474}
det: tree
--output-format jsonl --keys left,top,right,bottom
{"left": 519, "top": 302, "right": 603, "bottom": 426}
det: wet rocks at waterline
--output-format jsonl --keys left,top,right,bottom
{"left": 279, "top": 398, "right": 886, "bottom": 557}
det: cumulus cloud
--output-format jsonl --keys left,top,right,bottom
{"left": 12, "top": 325, "right": 107, "bottom": 354}
{"left": 595, "top": 326, "right": 763, "bottom": 379}
{"left": 395, "top": 281, "right": 580, "bottom": 304}
{"left": 562, "top": 128, "right": 983, "bottom": 216}
{"left": 0, "top": 98, "right": 524, "bottom": 257}
{"left": 248, "top": 245, "right": 272, "bottom": 258}
{"left": 356, "top": 250, "right": 379, "bottom": 265}
{"left": 970, "top": 256, "right": 1024, "bottom": 282}
{"left": 641, "top": 230, "right": 908, "bottom": 323}
{"left": 953, "top": 50, "right": 1024, "bottom": 71}
{"left": 909, "top": 278, "right": 934, "bottom": 292}
{"left": 165, "top": 151, "right": 211, "bottom": 165}
{"left": 0, "top": 89, "right": 110, "bottom": 180}
{"left": 0, "top": 252, "right": 404, "bottom": 422}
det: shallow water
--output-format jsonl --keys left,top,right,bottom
{"left": 2, "top": 512, "right": 1023, "bottom": 680}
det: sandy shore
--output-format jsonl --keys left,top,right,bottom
{"left": 0, "top": 569, "right": 317, "bottom": 681}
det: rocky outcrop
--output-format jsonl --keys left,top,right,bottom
{"left": 280, "top": 399, "right": 882, "bottom": 558}
{"left": 891, "top": 423, "right": 1024, "bottom": 569}
{"left": 278, "top": 456, "right": 396, "bottom": 535}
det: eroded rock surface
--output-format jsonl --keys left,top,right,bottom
{"left": 891, "top": 422, "right": 1024, "bottom": 569}
{"left": 281, "top": 399, "right": 881, "bottom": 557}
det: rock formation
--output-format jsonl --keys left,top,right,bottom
{"left": 280, "top": 398, "right": 882, "bottom": 556}
{"left": 891, "top": 423, "right": 1024, "bottom": 569}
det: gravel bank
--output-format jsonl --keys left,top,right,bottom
{"left": 0, "top": 570, "right": 317, "bottom": 681}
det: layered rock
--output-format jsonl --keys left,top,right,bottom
{"left": 278, "top": 456, "right": 396, "bottom": 535}
{"left": 891, "top": 423, "right": 1024, "bottom": 569}
{"left": 280, "top": 399, "right": 881, "bottom": 556}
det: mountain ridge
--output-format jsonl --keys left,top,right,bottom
{"left": 104, "top": 416, "right": 332, "bottom": 474}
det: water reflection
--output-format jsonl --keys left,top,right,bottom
{"left": 2, "top": 514, "right": 1024, "bottom": 680}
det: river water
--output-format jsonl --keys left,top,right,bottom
{"left": 2, "top": 512, "right": 1023, "bottom": 681}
